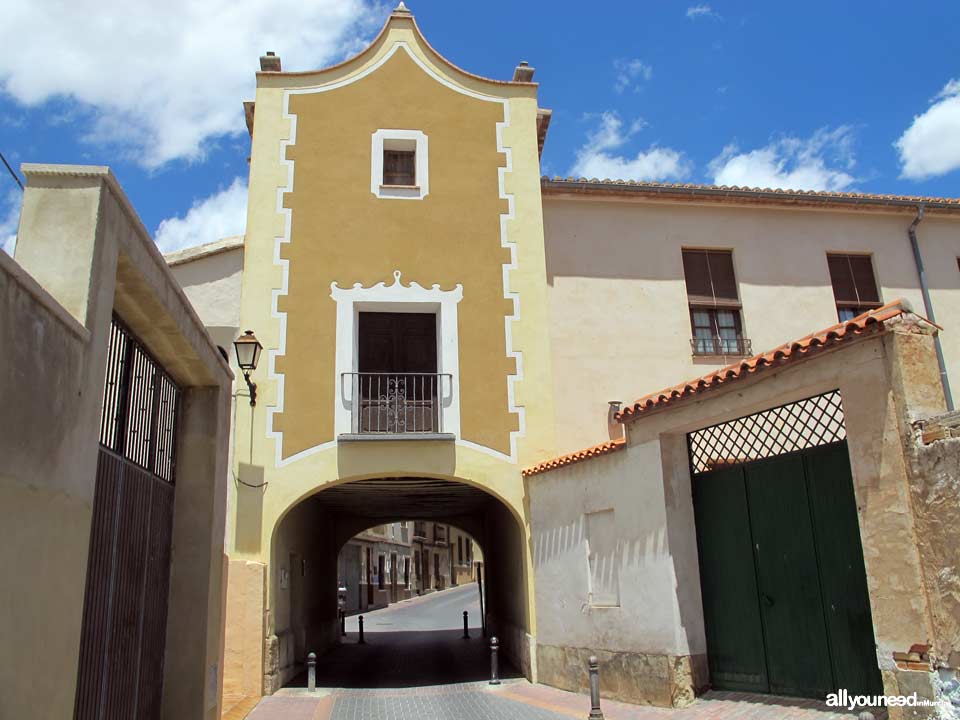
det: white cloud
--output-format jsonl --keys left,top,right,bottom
{"left": 0, "top": 189, "right": 20, "bottom": 256}
{"left": 613, "top": 58, "right": 653, "bottom": 94}
{"left": 155, "top": 178, "right": 247, "bottom": 253}
{"left": 570, "top": 112, "right": 692, "bottom": 182}
{"left": 686, "top": 5, "right": 720, "bottom": 19}
{"left": 0, "top": 0, "right": 379, "bottom": 168}
{"left": 708, "top": 126, "right": 858, "bottom": 191}
{"left": 895, "top": 79, "right": 960, "bottom": 180}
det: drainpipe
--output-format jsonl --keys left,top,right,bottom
{"left": 908, "top": 204, "right": 954, "bottom": 411}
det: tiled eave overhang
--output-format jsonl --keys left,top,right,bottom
{"left": 540, "top": 177, "right": 960, "bottom": 213}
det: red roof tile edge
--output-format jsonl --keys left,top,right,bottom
{"left": 617, "top": 299, "right": 932, "bottom": 423}
{"left": 541, "top": 176, "right": 960, "bottom": 208}
{"left": 522, "top": 439, "right": 626, "bottom": 477}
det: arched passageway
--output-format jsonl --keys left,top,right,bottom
{"left": 267, "top": 477, "right": 531, "bottom": 690}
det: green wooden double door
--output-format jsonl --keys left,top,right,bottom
{"left": 692, "top": 441, "right": 883, "bottom": 699}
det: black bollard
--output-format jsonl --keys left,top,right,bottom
{"left": 307, "top": 652, "right": 316, "bottom": 692}
{"left": 462, "top": 610, "right": 470, "bottom": 639}
{"left": 358, "top": 614, "right": 365, "bottom": 644}
{"left": 340, "top": 609, "right": 346, "bottom": 637}
{"left": 588, "top": 656, "right": 603, "bottom": 720}
{"left": 489, "top": 636, "right": 501, "bottom": 685}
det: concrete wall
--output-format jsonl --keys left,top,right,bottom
{"left": 3, "top": 165, "right": 233, "bottom": 720}
{"left": 529, "top": 439, "right": 707, "bottom": 706}
{"left": 529, "top": 318, "right": 953, "bottom": 715}
{"left": 0, "top": 248, "right": 100, "bottom": 719}
{"left": 543, "top": 196, "right": 960, "bottom": 454}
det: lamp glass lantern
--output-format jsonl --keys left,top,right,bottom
{"left": 233, "top": 330, "right": 263, "bottom": 406}
{"left": 234, "top": 330, "right": 263, "bottom": 371}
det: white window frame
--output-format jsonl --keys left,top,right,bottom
{"left": 331, "top": 271, "right": 462, "bottom": 436}
{"left": 371, "top": 129, "right": 429, "bottom": 200}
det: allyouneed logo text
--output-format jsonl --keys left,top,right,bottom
{"left": 826, "top": 688, "right": 950, "bottom": 712}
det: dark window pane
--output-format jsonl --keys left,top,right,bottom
{"left": 383, "top": 150, "right": 416, "bottom": 185}
{"left": 682, "top": 250, "right": 712, "bottom": 301}
{"left": 849, "top": 255, "right": 880, "bottom": 303}
{"left": 707, "top": 251, "right": 738, "bottom": 301}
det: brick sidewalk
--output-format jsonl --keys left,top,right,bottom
{"left": 243, "top": 681, "right": 871, "bottom": 720}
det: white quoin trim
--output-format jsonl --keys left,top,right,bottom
{"left": 267, "top": 40, "right": 525, "bottom": 467}
{"left": 331, "top": 271, "right": 463, "bottom": 437}
{"left": 371, "top": 129, "right": 429, "bottom": 200}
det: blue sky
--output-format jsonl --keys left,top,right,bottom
{"left": 1, "top": 0, "right": 959, "bottom": 254}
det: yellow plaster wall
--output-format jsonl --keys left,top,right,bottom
{"left": 229, "top": 12, "right": 557, "bottom": 689}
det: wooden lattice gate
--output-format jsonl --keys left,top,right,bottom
{"left": 74, "top": 317, "right": 180, "bottom": 720}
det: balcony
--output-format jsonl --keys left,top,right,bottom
{"left": 690, "top": 336, "right": 752, "bottom": 357}
{"left": 413, "top": 521, "right": 427, "bottom": 539}
{"left": 340, "top": 372, "right": 454, "bottom": 440}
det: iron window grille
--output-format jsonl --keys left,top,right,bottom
{"left": 99, "top": 315, "right": 181, "bottom": 483}
{"left": 687, "top": 390, "right": 846, "bottom": 475}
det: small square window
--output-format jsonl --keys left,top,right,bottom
{"left": 371, "top": 130, "right": 428, "bottom": 199}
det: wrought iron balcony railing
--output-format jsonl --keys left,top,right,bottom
{"left": 690, "top": 336, "right": 752, "bottom": 357}
{"left": 342, "top": 372, "right": 452, "bottom": 434}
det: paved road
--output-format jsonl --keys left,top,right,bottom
{"left": 345, "top": 582, "right": 482, "bottom": 634}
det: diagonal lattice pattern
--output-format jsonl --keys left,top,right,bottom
{"left": 688, "top": 391, "right": 846, "bottom": 474}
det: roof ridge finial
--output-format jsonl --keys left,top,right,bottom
{"left": 394, "top": 1, "right": 411, "bottom": 13}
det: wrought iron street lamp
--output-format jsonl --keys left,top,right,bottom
{"left": 233, "top": 330, "right": 263, "bottom": 406}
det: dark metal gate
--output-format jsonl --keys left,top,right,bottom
{"left": 689, "top": 391, "right": 882, "bottom": 699}
{"left": 74, "top": 317, "right": 180, "bottom": 720}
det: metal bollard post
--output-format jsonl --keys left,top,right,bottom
{"left": 463, "top": 611, "right": 470, "bottom": 639}
{"left": 489, "top": 636, "right": 501, "bottom": 685}
{"left": 358, "top": 615, "right": 366, "bottom": 644}
{"left": 587, "top": 656, "right": 604, "bottom": 720}
{"left": 340, "top": 609, "right": 346, "bottom": 637}
{"left": 307, "top": 652, "right": 316, "bottom": 693}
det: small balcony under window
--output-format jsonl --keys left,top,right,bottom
{"left": 341, "top": 311, "right": 453, "bottom": 439}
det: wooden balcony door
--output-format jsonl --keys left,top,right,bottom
{"left": 357, "top": 312, "right": 438, "bottom": 432}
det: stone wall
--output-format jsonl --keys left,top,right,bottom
{"left": 536, "top": 644, "right": 707, "bottom": 707}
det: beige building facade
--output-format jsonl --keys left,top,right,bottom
{"left": 158, "top": 4, "right": 960, "bottom": 716}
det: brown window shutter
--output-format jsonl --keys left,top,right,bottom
{"left": 827, "top": 254, "right": 858, "bottom": 303}
{"left": 849, "top": 255, "right": 880, "bottom": 303}
{"left": 707, "top": 251, "right": 738, "bottom": 301}
{"left": 682, "top": 250, "right": 713, "bottom": 304}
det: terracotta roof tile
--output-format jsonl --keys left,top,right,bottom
{"left": 618, "top": 299, "right": 933, "bottom": 422}
{"left": 522, "top": 438, "right": 626, "bottom": 477}
{"left": 541, "top": 176, "right": 960, "bottom": 210}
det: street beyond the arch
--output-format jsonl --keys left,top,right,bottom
{"left": 235, "top": 585, "right": 867, "bottom": 720}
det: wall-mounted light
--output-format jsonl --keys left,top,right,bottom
{"left": 233, "top": 330, "right": 263, "bottom": 406}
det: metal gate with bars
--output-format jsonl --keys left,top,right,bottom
{"left": 74, "top": 317, "right": 180, "bottom": 720}
{"left": 689, "top": 391, "right": 882, "bottom": 700}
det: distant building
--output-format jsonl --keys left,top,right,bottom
{"left": 338, "top": 522, "right": 413, "bottom": 613}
